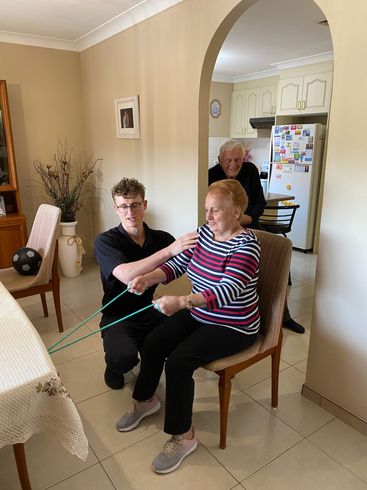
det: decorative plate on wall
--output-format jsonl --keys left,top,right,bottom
{"left": 210, "top": 99, "right": 221, "bottom": 118}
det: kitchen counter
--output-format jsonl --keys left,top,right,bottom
{"left": 265, "top": 193, "right": 295, "bottom": 205}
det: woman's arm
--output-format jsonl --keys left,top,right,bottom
{"left": 152, "top": 292, "right": 206, "bottom": 316}
{"left": 113, "top": 231, "right": 197, "bottom": 284}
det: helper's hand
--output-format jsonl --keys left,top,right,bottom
{"left": 128, "top": 275, "right": 149, "bottom": 295}
{"left": 167, "top": 231, "right": 198, "bottom": 256}
{"left": 153, "top": 296, "right": 184, "bottom": 316}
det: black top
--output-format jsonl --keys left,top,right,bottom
{"left": 94, "top": 223, "right": 174, "bottom": 318}
{"left": 208, "top": 162, "right": 266, "bottom": 224}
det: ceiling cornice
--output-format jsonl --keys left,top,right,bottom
{"left": 0, "top": 0, "right": 183, "bottom": 52}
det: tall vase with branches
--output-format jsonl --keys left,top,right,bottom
{"left": 33, "top": 141, "right": 102, "bottom": 277}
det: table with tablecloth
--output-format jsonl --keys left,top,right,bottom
{"left": 0, "top": 281, "right": 88, "bottom": 488}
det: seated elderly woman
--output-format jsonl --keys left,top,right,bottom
{"left": 116, "top": 178, "right": 261, "bottom": 474}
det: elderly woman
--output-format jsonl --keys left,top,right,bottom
{"left": 116, "top": 179, "right": 261, "bottom": 474}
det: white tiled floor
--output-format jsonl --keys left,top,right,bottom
{"left": 2, "top": 251, "right": 367, "bottom": 489}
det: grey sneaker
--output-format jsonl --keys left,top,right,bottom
{"left": 116, "top": 395, "right": 161, "bottom": 432}
{"left": 152, "top": 434, "right": 198, "bottom": 474}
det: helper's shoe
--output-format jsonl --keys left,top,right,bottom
{"left": 116, "top": 395, "right": 161, "bottom": 432}
{"left": 283, "top": 317, "right": 305, "bottom": 334}
{"left": 104, "top": 367, "right": 125, "bottom": 390}
{"left": 152, "top": 433, "right": 198, "bottom": 474}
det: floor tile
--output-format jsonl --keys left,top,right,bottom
{"left": 56, "top": 351, "right": 112, "bottom": 403}
{"left": 231, "top": 357, "right": 289, "bottom": 391}
{"left": 102, "top": 431, "right": 237, "bottom": 490}
{"left": 245, "top": 367, "right": 334, "bottom": 437}
{"left": 195, "top": 391, "right": 302, "bottom": 481}
{"left": 242, "top": 439, "right": 367, "bottom": 490}
{"left": 281, "top": 328, "right": 310, "bottom": 365}
{"left": 0, "top": 432, "right": 98, "bottom": 490}
{"left": 77, "top": 384, "right": 164, "bottom": 461}
{"left": 309, "top": 418, "right": 367, "bottom": 483}
{"left": 48, "top": 463, "right": 115, "bottom": 489}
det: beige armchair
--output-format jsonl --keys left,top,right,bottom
{"left": 204, "top": 229, "right": 292, "bottom": 449}
{"left": 0, "top": 204, "right": 63, "bottom": 332}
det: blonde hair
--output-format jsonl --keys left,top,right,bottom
{"left": 208, "top": 179, "right": 248, "bottom": 217}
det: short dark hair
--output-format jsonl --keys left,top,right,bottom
{"left": 111, "top": 178, "right": 146, "bottom": 200}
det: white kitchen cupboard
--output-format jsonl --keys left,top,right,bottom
{"left": 230, "top": 90, "right": 245, "bottom": 138}
{"left": 277, "top": 71, "right": 332, "bottom": 115}
{"left": 230, "top": 83, "right": 277, "bottom": 138}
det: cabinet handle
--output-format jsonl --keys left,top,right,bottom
{"left": 302, "top": 100, "right": 306, "bottom": 110}
{"left": 297, "top": 100, "right": 301, "bottom": 110}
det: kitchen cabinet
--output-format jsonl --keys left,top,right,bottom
{"left": 230, "top": 83, "right": 277, "bottom": 138}
{"left": 277, "top": 71, "right": 332, "bottom": 115}
{"left": 0, "top": 80, "right": 27, "bottom": 268}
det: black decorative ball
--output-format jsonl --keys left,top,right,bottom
{"left": 12, "top": 247, "right": 42, "bottom": 276}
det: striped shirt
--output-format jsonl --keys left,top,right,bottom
{"left": 159, "top": 224, "right": 260, "bottom": 335}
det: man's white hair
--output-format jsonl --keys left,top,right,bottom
{"left": 218, "top": 139, "right": 245, "bottom": 160}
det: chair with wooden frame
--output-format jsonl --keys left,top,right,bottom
{"left": 0, "top": 204, "right": 64, "bottom": 332}
{"left": 203, "top": 229, "right": 292, "bottom": 449}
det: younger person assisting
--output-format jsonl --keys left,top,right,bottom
{"left": 94, "top": 178, "right": 197, "bottom": 389}
{"left": 116, "top": 179, "right": 260, "bottom": 473}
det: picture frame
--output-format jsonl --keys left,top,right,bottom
{"left": 210, "top": 98, "right": 222, "bottom": 118}
{"left": 0, "top": 195, "right": 6, "bottom": 216}
{"left": 115, "top": 96, "right": 140, "bottom": 139}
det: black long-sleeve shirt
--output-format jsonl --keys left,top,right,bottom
{"left": 208, "top": 162, "right": 266, "bottom": 225}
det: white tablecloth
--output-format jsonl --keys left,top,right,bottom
{"left": 0, "top": 281, "right": 88, "bottom": 460}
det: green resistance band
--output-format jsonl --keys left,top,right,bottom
{"left": 47, "top": 287, "right": 154, "bottom": 355}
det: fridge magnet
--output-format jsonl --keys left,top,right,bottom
{"left": 115, "top": 96, "right": 140, "bottom": 139}
{"left": 210, "top": 99, "right": 222, "bottom": 118}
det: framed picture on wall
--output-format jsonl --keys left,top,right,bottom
{"left": 114, "top": 96, "right": 140, "bottom": 139}
{"left": 210, "top": 98, "right": 221, "bottom": 118}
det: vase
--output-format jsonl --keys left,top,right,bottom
{"left": 58, "top": 221, "right": 85, "bottom": 278}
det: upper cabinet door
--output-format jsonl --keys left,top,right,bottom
{"left": 301, "top": 72, "right": 333, "bottom": 114}
{"left": 258, "top": 85, "right": 277, "bottom": 116}
{"left": 277, "top": 72, "right": 332, "bottom": 115}
{"left": 277, "top": 77, "right": 303, "bottom": 115}
{"left": 244, "top": 88, "right": 258, "bottom": 137}
{"left": 230, "top": 91, "right": 246, "bottom": 138}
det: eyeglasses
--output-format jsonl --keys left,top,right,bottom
{"left": 115, "top": 201, "right": 144, "bottom": 213}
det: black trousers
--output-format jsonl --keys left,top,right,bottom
{"left": 100, "top": 310, "right": 165, "bottom": 374}
{"left": 133, "top": 309, "right": 257, "bottom": 435}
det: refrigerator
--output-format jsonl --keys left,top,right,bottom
{"left": 268, "top": 123, "right": 326, "bottom": 251}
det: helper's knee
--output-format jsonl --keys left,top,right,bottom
{"left": 105, "top": 351, "right": 138, "bottom": 374}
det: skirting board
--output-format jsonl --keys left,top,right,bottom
{"left": 302, "top": 383, "right": 367, "bottom": 437}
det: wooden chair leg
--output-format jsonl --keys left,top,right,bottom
{"left": 218, "top": 370, "right": 232, "bottom": 449}
{"left": 271, "top": 331, "right": 283, "bottom": 407}
{"left": 13, "top": 443, "right": 32, "bottom": 490}
{"left": 40, "top": 293, "right": 48, "bottom": 317}
{"left": 52, "top": 280, "right": 64, "bottom": 333}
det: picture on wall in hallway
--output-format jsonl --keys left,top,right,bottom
{"left": 115, "top": 95, "right": 140, "bottom": 139}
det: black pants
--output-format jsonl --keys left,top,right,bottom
{"left": 133, "top": 309, "right": 257, "bottom": 435}
{"left": 100, "top": 310, "right": 165, "bottom": 374}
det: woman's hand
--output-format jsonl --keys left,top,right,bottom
{"left": 153, "top": 295, "right": 186, "bottom": 316}
{"left": 167, "top": 231, "right": 198, "bottom": 256}
{"left": 128, "top": 275, "right": 149, "bottom": 295}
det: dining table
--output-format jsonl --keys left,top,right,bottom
{"left": 0, "top": 281, "right": 88, "bottom": 490}
{"left": 264, "top": 192, "right": 295, "bottom": 205}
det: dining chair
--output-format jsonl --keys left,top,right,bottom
{"left": 203, "top": 229, "right": 292, "bottom": 449}
{"left": 258, "top": 204, "right": 300, "bottom": 237}
{"left": 0, "top": 204, "right": 64, "bottom": 332}
{"left": 258, "top": 204, "right": 299, "bottom": 285}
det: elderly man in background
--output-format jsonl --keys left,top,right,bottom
{"left": 209, "top": 138, "right": 305, "bottom": 334}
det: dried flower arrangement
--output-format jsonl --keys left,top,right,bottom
{"left": 33, "top": 142, "right": 101, "bottom": 222}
